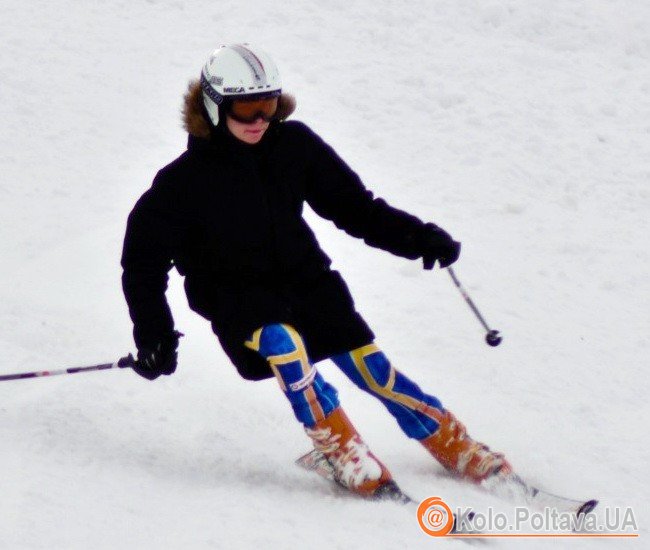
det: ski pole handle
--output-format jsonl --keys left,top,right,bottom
{"left": 447, "top": 267, "right": 502, "bottom": 347}
{"left": 0, "top": 354, "right": 136, "bottom": 382}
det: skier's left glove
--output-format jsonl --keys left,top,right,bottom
{"left": 134, "top": 331, "right": 183, "bottom": 381}
{"left": 421, "top": 223, "right": 461, "bottom": 269}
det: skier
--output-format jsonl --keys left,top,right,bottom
{"left": 121, "top": 43, "right": 511, "bottom": 498}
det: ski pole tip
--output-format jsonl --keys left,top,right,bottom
{"left": 486, "top": 330, "right": 502, "bottom": 347}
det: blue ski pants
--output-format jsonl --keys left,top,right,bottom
{"left": 245, "top": 323, "right": 444, "bottom": 439}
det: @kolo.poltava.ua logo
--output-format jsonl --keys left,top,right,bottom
{"left": 416, "top": 496, "right": 455, "bottom": 536}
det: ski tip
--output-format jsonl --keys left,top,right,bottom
{"left": 577, "top": 499, "right": 599, "bottom": 516}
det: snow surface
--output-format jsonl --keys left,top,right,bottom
{"left": 1, "top": 1, "right": 649, "bottom": 548}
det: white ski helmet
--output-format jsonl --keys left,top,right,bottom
{"left": 200, "top": 43, "right": 282, "bottom": 126}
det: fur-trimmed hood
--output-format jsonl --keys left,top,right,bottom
{"left": 182, "top": 79, "right": 296, "bottom": 139}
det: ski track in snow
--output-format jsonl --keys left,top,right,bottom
{"left": 0, "top": 1, "right": 648, "bottom": 548}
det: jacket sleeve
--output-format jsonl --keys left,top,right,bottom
{"left": 121, "top": 172, "right": 180, "bottom": 350}
{"left": 302, "top": 124, "right": 427, "bottom": 260}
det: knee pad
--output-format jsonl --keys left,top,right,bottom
{"left": 334, "top": 344, "right": 393, "bottom": 394}
{"left": 246, "top": 323, "right": 303, "bottom": 358}
{"left": 246, "top": 323, "right": 313, "bottom": 391}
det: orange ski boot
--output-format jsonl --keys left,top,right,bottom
{"left": 421, "top": 409, "right": 512, "bottom": 483}
{"left": 305, "top": 406, "right": 394, "bottom": 497}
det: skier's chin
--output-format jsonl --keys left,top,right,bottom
{"left": 241, "top": 129, "right": 266, "bottom": 144}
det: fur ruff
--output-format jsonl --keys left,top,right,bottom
{"left": 182, "top": 79, "right": 296, "bottom": 138}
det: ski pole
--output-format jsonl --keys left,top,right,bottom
{"left": 447, "top": 267, "right": 502, "bottom": 347}
{"left": 0, "top": 354, "right": 135, "bottom": 382}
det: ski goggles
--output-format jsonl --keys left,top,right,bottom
{"left": 227, "top": 97, "right": 279, "bottom": 124}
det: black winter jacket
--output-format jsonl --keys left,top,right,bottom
{"left": 122, "top": 117, "right": 433, "bottom": 380}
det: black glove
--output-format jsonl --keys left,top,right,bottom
{"left": 133, "top": 331, "right": 182, "bottom": 381}
{"left": 421, "top": 223, "right": 461, "bottom": 270}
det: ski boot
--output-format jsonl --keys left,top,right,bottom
{"left": 421, "top": 409, "right": 512, "bottom": 482}
{"left": 305, "top": 406, "right": 395, "bottom": 498}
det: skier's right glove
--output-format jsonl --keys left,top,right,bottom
{"left": 421, "top": 223, "right": 461, "bottom": 270}
{"left": 134, "top": 331, "right": 183, "bottom": 381}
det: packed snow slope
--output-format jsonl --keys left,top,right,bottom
{"left": 1, "top": 1, "right": 648, "bottom": 548}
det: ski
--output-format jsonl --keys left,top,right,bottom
{"left": 482, "top": 472, "right": 599, "bottom": 518}
{"left": 296, "top": 449, "right": 480, "bottom": 536}
{"left": 297, "top": 449, "right": 597, "bottom": 531}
